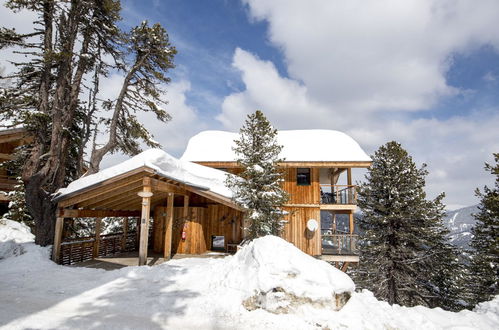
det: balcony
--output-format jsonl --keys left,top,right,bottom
{"left": 320, "top": 185, "right": 357, "bottom": 205}
{"left": 321, "top": 231, "right": 359, "bottom": 262}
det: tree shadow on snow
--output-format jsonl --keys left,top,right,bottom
{"left": 0, "top": 245, "right": 199, "bottom": 329}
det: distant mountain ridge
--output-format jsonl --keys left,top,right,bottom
{"left": 443, "top": 205, "right": 479, "bottom": 249}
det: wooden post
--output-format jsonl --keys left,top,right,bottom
{"left": 122, "top": 217, "right": 129, "bottom": 250}
{"left": 183, "top": 195, "right": 189, "bottom": 220}
{"left": 52, "top": 217, "right": 64, "bottom": 264}
{"left": 163, "top": 193, "right": 174, "bottom": 259}
{"left": 349, "top": 211, "right": 355, "bottom": 254}
{"left": 349, "top": 212, "right": 354, "bottom": 234}
{"left": 138, "top": 185, "right": 152, "bottom": 266}
{"left": 93, "top": 218, "right": 102, "bottom": 258}
{"left": 347, "top": 168, "right": 353, "bottom": 203}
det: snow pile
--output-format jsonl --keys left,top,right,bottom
{"left": 0, "top": 219, "right": 34, "bottom": 259}
{"left": 475, "top": 295, "right": 499, "bottom": 315}
{"left": 219, "top": 236, "right": 354, "bottom": 313}
{"left": 56, "top": 148, "right": 233, "bottom": 200}
{"left": 181, "top": 130, "right": 372, "bottom": 162}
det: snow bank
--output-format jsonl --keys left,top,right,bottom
{"left": 181, "top": 130, "right": 372, "bottom": 162}
{"left": 219, "top": 236, "right": 354, "bottom": 313}
{"left": 475, "top": 295, "right": 499, "bottom": 315}
{"left": 0, "top": 219, "right": 34, "bottom": 259}
{"left": 0, "top": 231, "right": 498, "bottom": 329}
{"left": 56, "top": 148, "right": 233, "bottom": 200}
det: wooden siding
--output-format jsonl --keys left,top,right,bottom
{"left": 153, "top": 205, "right": 244, "bottom": 255}
{"left": 282, "top": 206, "right": 321, "bottom": 256}
{"left": 282, "top": 168, "right": 320, "bottom": 204}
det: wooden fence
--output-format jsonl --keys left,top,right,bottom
{"left": 59, "top": 231, "right": 138, "bottom": 265}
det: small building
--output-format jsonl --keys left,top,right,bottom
{"left": 0, "top": 128, "right": 31, "bottom": 214}
{"left": 52, "top": 129, "right": 372, "bottom": 271}
{"left": 52, "top": 149, "right": 244, "bottom": 266}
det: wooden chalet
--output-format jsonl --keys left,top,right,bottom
{"left": 0, "top": 128, "right": 31, "bottom": 214}
{"left": 52, "top": 129, "right": 371, "bottom": 271}
{"left": 52, "top": 150, "right": 244, "bottom": 266}
{"left": 181, "top": 130, "right": 372, "bottom": 271}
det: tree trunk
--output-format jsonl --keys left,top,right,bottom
{"left": 24, "top": 174, "right": 57, "bottom": 246}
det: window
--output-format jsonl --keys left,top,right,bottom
{"left": 211, "top": 235, "right": 225, "bottom": 251}
{"left": 297, "top": 168, "right": 311, "bottom": 186}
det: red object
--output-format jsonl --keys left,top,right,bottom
{"left": 182, "top": 230, "right": 187, "bottom": 240}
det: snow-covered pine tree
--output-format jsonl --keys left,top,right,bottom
{"left": 226, "top": 110, "right": 289, "bottom": 239}
{"left": 470, "top": 153, "right": 499, "bottom": 305}
{"left": 354, "top": 141, "right": 463, "bottom": 310}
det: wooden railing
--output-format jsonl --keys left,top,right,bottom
{"left": 320, "top": 185, "right": 357, "bottom": 205}
{"left": 321, "top": 232, "right": 358, "bottom": 255}
{"left": 59, "top": 231, "right": 138, "bottom": 265}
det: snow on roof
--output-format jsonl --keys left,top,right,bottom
{"left": 56, "top": 149, "right": 233, "bottom": 200}
{"left": 181, "top": 130, "right": 372, "bottom": 162}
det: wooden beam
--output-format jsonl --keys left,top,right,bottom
{"left": 163, "top": 193, "right": 174, "bottom": 259}
{"left": 108, "top": 191, "right": 168, "bottom": 211}
{"left": 183, "top": 195, "right": 189, "bottom": 219}
{"left": 52, "top": 217, "right": 64, "bottom": 264}
{"left": 320, "top": 204, "right": 357, "bottom": 211}
{"left": 93, "top": 218, "right": 102, "bottom": 258}
{"left": 194, "top": 161, "right": 372, "bottom": 169}
{"left": 347, "top": 168, "right": 352, "bottom": 186}
{"left": 58, "top": 208, "right": 140, "bottom": 218}
{"left": 77, "top": 182, "right": 143, "bottom": 208}
{"left": 185, "top": 187, "right": 243, "bottom": 211}
{"left": 150, "top": 178, "right": 187, "bottom": 195}
{"left": 341, "top": 262, "right": 350, "bottom": 272}
{"left": 57, "top": 171, "right": 149, "bottom": 207}
{"left": 138, "top": 185, "right": 152, "bottom": 266}
{"left": 284, "top": 203, "right": 320, "bottom": 208}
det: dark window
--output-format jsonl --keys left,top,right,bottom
{"left": 297, "top": 168, "right": 311, "bottom": 186}
{"left": 211, "top": 235, "right": 225, "bottom": 251}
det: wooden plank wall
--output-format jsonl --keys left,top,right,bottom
{"left": 282, "top": 168, "right": 320, "bottom": 204}
{"left": 282, "top": 206, "right": 321, "bottom": 256}
{"left": 153, "top": 205, "right": 244, "bottom": 255}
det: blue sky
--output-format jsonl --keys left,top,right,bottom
{"left": 1, "top": 0, "right": 498, "bottom": 209}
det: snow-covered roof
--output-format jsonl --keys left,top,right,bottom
{"left": 181, "top": 130, "right": 372, "bottom": 163}
{"left": 56, "top": 149, "right": 233, "bottom": 200}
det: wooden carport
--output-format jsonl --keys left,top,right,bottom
{"left": 53, "top": 165, "right": 243, "bottom": 266}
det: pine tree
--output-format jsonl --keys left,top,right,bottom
{"left": 226, "top": 110, "right": 289, "bottom": 239}
{"left": 470, "top": 153, "right": 499, "bottom": 304}
{"left": 354, "top": 141, "right": 463, "bottom": 309}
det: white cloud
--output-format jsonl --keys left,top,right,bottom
{"left": 242, "top": 0, "right": 499, "bottom": 113}
{"left": 218, "top": 0, "right": 499, "bottom": 207}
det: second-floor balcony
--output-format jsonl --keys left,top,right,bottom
{"left": 320, "top": 184, "right": 357, "bottom": 205}
{"left": 321, "top": 230, "right": 358, "bottom": 256}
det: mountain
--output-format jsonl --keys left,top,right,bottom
{"left": 443, "top": 205, "right": 479, "bottom": 249}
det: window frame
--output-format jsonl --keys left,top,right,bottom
{"left": 296, "top": 168, "right": 311, "bottom": 186}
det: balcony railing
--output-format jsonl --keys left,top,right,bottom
{"left": 321, "top": 231, "right": 358, "bottom": 255}
{"left": 320, "top": 185, "right": 357, "bottom": 205}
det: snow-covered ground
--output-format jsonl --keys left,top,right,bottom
{"left": 0, "top": 219, "right": 498, "bottom": 330}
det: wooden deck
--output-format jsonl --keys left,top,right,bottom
{"left": 71, "top": 250, "right": 229, "bottom": 271}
